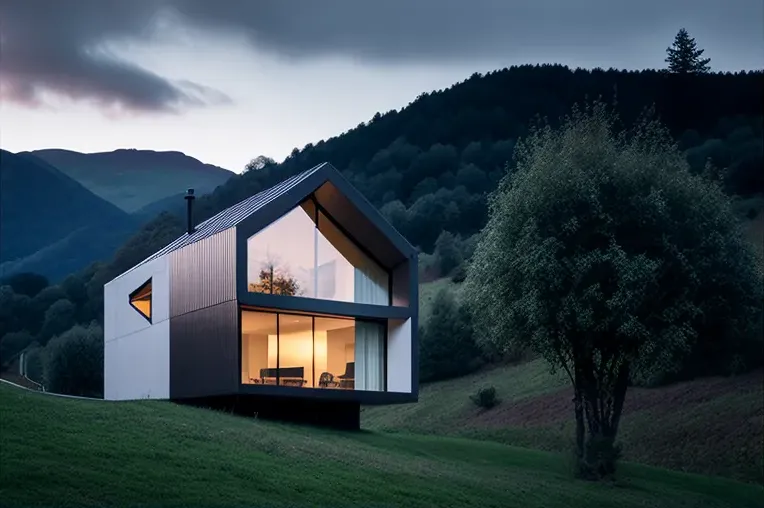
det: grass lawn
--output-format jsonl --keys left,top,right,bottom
{"left": 1, "top": 383, "right": 762, "bottom": 508}
{"left": 363, "top": 359, "right": 764, "bottom": 484}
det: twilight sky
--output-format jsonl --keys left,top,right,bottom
{"left": 1, "top": 0, "right": 762, "bottom": 173}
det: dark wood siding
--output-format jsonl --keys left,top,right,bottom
{"left": 169, "top": 228, "right": 236, "bottom": 318}
{"left": 169, "top": 300, "right": 239, "bottom": 399}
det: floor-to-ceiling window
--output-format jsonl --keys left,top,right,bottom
{"left": 246, "top": 199, "right": 390, "bottom": 305}
{"left": 241, "top": 309, "right": 385, "bottom": 391}
{"left": 240, "top": 311, "right": 277, "bottom": 385}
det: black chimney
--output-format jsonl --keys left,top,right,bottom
{"left": 184, "top": 188, "right": 195, "bottom": 234}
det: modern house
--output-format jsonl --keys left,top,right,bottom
{"left": 103, "top": 162, "right": 418, "bottom": 429}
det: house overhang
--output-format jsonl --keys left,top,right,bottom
{"left": 237, "top": 383, "right": 417, "bottom": 405}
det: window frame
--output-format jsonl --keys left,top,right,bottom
{"left": 245, "top": 194, "right": 393, "bottom": 306}
{"left": 238, "top": 306, "right": 387, "bottom": 391}
{"left": 128, "top": 278, "right": 153, "bottom": 323}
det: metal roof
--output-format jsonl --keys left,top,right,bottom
{"left": 122, "top": 162, "right": 326, "bottom": 275}
{"left": 110, "top": 160, "right": 417, "bottom": 284}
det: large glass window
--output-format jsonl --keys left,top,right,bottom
{"left": 277, "top": 314, "right": 312, "bottom": 387}
{"left": 247, "top": 203, "right": 316, "bottom": 298}
{"left": 241, "top": 309, "right": 385, "bottom": 391}
{"left": 240, "top": 311, "right": 277, "bottom": 385}
{"left": 247, "top": 200, "right": 389, "bottom": 305}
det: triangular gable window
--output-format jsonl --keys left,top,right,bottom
{"left": 129, "top": 278, "right": 152, "bottom": 323}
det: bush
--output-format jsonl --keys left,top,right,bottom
{"left": 470, "top": 386, "right": 498, "bottom": 409}
{"left": 450, "top": 263, "right": 467, "bottom": 283}
{"left": 0, "top": 330, "right": 34, "bottom": 365}
{"left": 419, "top": 288, "right": 482, "bottom": 382}
{"left": 24, "top": 345, "right": 45, "bottom": 384}
{"left": 43, "top": 322, "right": 104, "bottom": 397}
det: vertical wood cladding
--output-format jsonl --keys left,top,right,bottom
{"left": 169, "top": 300, "right": 239, "bottom": 399}
{"left": 169, "top": 228, "right": 236, "bottom": 318}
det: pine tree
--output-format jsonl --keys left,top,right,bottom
{"left": 665, "top": 28, "right": 711, "bottom": 74}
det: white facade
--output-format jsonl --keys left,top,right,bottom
{"left": 386, "top": 318, "right": 413, "bottom": 393}
{"left": 103, "top": 255, "right": 170, "bottom": 400}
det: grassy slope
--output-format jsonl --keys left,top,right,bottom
{"left": 363, "top": 359, "right": 763, "bottom": 484}
{"left": 1, "top": 384, "right": 761, "bottom": 508}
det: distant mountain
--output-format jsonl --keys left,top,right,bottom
{"left": 26, "top": 149, "right": 234, "bottom": 213}
{"left": 0, "top": 150, "right": 134, "bottom": 269}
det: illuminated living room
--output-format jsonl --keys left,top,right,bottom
{"left": 240, "top": 309, "right": 385, "bottom": 391}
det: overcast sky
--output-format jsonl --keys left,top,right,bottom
{"left": 1, "top": 0, "right": 762, "bottom": 173}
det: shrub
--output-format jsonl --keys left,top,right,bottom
{"left": 450, "top": 263, "right": 467, "bottom": 283}
{"left": 43, "top": 322, "right": 104, "bottom": 398}
{"left": 470, "top": 386, "right": 498, "bottom": 409}
{"left": 0, "top": 330, "right": 34, "bottom": 365}
{"left": 419, "top": 288, "right": 482, "bottom": 382}
{"left": 23, "top": 345, "right": 45, "bottom": 385}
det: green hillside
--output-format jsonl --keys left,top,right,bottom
{"left": 28, "top": 148, "right": 234, "bottom": 213}
{"left": 1, "top": 383, "right": 761, "bottom": 508}
{"left": 54, "top": 67, "right": 760, "bottom": 332}
{"left": 363, "top": 359, "right": 763, "bottom": 484}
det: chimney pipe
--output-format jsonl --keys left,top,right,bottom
{"left": 184, "top": 188, "right": 195, "bottom": 234}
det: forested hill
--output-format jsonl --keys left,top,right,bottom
{"left": 70, "top": 65, "right": 763, "bottom": 318}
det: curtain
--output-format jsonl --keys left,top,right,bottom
{"left": 355, "top": 321, "right": 384, "bottom": 391}
{"left": 353, "top": 260, "right": 388, "bottom": 305}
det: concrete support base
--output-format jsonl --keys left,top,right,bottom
{"left": 176, "top": 394, "right": 361, "bottom": 430}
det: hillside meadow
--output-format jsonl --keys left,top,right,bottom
{"left": 1, "top": 382, "right": 762, "bottom": 508}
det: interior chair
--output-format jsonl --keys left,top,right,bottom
{"left": 318, "top": 372, "right": 338, "bottom": 388}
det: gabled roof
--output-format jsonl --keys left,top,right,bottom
{"left": 119, "top": 162, "right": 415, "bottom": 279}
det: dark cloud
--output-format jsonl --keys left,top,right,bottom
{"left": 1, "top": 0, "right": 761, "bottom": 113}
{"left": 0, "top": 0, "right": 231, "bottom": 113}
{"left": 174, "top": 0, "right": 763, "bottom": 64}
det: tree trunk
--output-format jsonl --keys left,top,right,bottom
{"left": 573, "top": 386, "right": 585, "bottom": 461}
{"left": 573, "top": 362, "right": 629, "bottom": 480}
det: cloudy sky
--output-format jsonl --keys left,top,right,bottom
{"left": 1, "top": 0, "right": 762, "bottom": 173}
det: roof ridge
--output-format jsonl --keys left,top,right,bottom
{"left": 109, "top": 163, "right": 328, "bottom": 282}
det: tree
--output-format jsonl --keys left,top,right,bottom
{"left": 43, "top": 322, "right": 104, "bottom": 397}
{"left": 433, "top": 231, "right": 463, "bottom": 277}
{"left": 420, "top": 289, "right": 481, "bottom": 382}
{"left": 465, "top": 102, "right": 762, "bottom": 479}
{"left": 0, "top": 285, "right": 32, "bottom": 338}
{"left": 665, "top": 28, "right": 711, "bottom": 74}
{"left": 248, "top": 263, "right": 301, "bottom": 296}
{"left": 39, "top": 299, "right": 76, "bottom": 345}
{"left": 0, "top": 272, "right": 48, "bottom": 298}
{"left": 245, "top": 155, "right": 276, "bottom": 172}
{"left": 0, "top": 330, "right": 34, "bottom": 365}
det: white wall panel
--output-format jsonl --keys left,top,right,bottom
{"left": 104, "top": 255, "right": 170, "bottom": 400}
{"left": 104, "top": 320, "right": 170, "bottom": 400}
{"left": 104, "top": 255, "right": 170, "bottom": 342}
{"left": 386, "top": 318, "right": 412, "bottom": 393}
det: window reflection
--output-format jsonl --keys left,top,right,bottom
{"left": 246, "top": 199, "right": 390, "bottom": 305}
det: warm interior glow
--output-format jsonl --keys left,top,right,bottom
{"left": 240, "top": 310, "right": 368, "bottom": 390}
{"left": 131, "top": 299, "right": 151, "bottom": 318}
{"left": 129, "top": 279, "right": 152, "bottom": 320}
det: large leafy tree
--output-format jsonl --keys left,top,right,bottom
{"left": 666, "top": 28, "right": 711, "bottom": 74}
{"left": 465, "top": 102, "right": 762, "bottom": 479}
{"left": 419, "top": 288, "right": 481, "bottom": 382}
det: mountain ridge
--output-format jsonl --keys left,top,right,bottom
{"left": 25, "top": 148, "right": 235, "bottom": 213}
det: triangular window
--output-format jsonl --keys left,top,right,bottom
{"left": 129, "top": 278, "right": 152, "bottom": 322}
